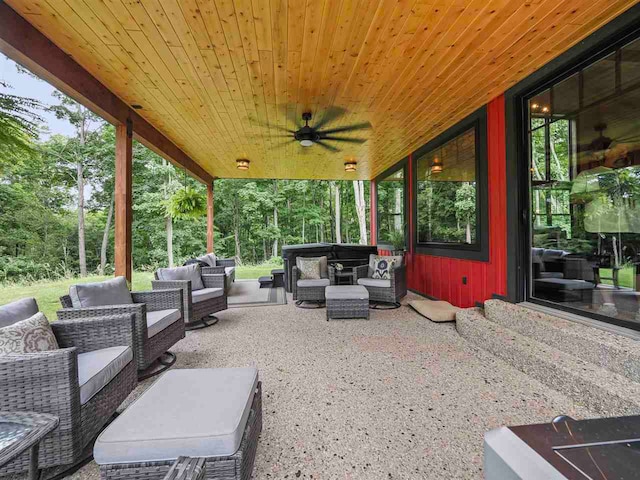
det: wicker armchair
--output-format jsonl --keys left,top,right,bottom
{"left": 198, "top": 255, "right": 236, "bottom": 291}
{"left": 152, "top": 272, "right": 228, "bottom": 330}
{"left": 0, "top": 301, "right": 137, "bottom": 477}
{"left": 292, "top": 266, "right": 331, "bottom": 308}
{"left": 59, "top": 287, "right": 185, "bottom": 378}
{"left": 352, "top": 254, "right": 407, "bottom": 308}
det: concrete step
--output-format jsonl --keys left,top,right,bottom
{"left": 483, "top": 299, "right": 640, "bottom": 384}
{"left": 456, "top": 308, "right": 640, "bottom": 416}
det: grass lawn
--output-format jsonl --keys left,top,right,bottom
{"left": 0, "top": 265, "right": 276, "bottom": 320}
{"left": 598, "top": 267, "right": 636, "bottom": 289}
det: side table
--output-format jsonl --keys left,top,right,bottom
{"left": 271, "top": 269, "right": 285, "bottom": 288}
{"left": 0, "top": 411, "right": 59, "bottom": 480}
{"left": 334, "top": 270, "right": 354, "bottom": 285}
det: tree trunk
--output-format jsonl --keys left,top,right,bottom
{"left": 466, "top": 222, "right": 472, "bottom": 244}
{"left": 302, "top": 217, "right": 305, "bottom": 243}
{"left": 272, "top": 181, "right": 279, "bottom": 257}
{"left": 77, "top": 161, "right": 87, "bottom": 277}
{"left": 353, "top": 181, "right": 368, "bottom": 245}
{"left": 166, "top": 215, "right": 174, "bottom": 267}
{"left": 334, "top": 182, "right": 342, "bottom": 243}
{"left": 99, "top": 193, "right": 115, "bottom": 275}
{"left": 394, "top": 187, "right": 403, "bottom": 232}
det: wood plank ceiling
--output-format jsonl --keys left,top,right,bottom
{"left": 6, "top": 0, "right": 639, "bottom": 180}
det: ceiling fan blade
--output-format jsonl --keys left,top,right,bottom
{"left": 315, "top": 140, "right": 341, "bottom": 152}
{"left": 271, "top": 139, "right": 296, "bottom": 149}
{"left": 249, "top": 117, "right": 296, "bottom": 134}
{"left": 320, "top": 136, "right": 367, "bottom": 144}
{"left": 312, "top": 106, "right": 348, "bottom": 130}
{"left": 319, "top": 122, "right": 372, "bottom": 135}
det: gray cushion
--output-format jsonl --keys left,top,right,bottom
{"left": 146, "top": 309, "right": 181, "bottom": 338}
{"left": 69, "top": 276, "right": 133, "bottom": 308}
{"left": 357, "top": 277, "right": 391, "bottom": 288}
{"left": 534, "top": 278, "right": 595, "bottom": 291}
{"left": 94, "top": 368, "right": 259, "bottom": 463}
{"left": 296, "top": 256, "right": 328, "bottom": 278}
{"left": 325, "top": 285, "right": 369, "bottom": 300}
{"left": 197, "top": 253, "right": 217, "bottom": 267}
{"left": 297, "top": 278, "right": 331, "bottom": 288}
{"left": 297, "top": 258, "right": 321, "bottom": 279}
{"left": 192, "top": 288, "right": 224, "bottom": 304}
{"left": 77, "top": 346, "right": 133, "bottom": 405}
{"left": 539, "top": 272, "right": 564, "bottom": 279}
{"left": 0, "top": 297, "right": 39, "bottom": 328}
{"left": 0, "top": 312, "right": 59, "bottom": 354}
{"left": 157, "top": 264, "right": 205, "bottom": 291}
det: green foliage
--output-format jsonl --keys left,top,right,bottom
{"left": 0, "top": 81, "right": 43, "bottom": 163}
{"left": 168, "top": 187, "right": 207, "bottom": 220}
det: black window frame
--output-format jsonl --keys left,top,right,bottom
{"left": 505, "top": 4, "right": 640, "bottom": 332}
{"left": 412, "top": 106, "right": 489, "bottom": 261}
{"left": 374, "top": 158, "right": 409, "bottom": 251}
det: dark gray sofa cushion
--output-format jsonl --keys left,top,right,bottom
{"left": 70, "top": 276, "right": 133, "bottom": 308}
{"left": 0, "top": 297, "right": 39, "bottom": 328}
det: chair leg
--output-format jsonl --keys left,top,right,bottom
{"left": 185, "top": 315, "right": 219, "bottom": 331}
{"left": 138, "top": 351, "right": 176, "bottom": 381}
{"left": 369, "top": 301, "right": 401, "bottom": 310}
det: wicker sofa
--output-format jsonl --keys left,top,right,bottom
{"left": 153, "top": 264, "right": 228, "bottom": 330}
{"left": 58, "top": 277, "right": 185, "bottom": 378}
{"left": 352, "top": 254, "right": 407, "bottom": 308}
{"left": 0, "top": 297, "right": 137, "bottom": 477}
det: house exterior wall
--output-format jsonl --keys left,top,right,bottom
{"left": 375, "top": 95, "right": 507, "bottom": 307}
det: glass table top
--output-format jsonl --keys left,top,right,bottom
{"left": 0, "top": 422, "right": 32, "bottom": 452}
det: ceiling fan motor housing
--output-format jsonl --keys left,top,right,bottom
{"left": 295, "top": 125, "right": 319, "bottom": 146}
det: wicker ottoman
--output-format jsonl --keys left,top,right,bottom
{"left": 94, "top": 368, "right": 262, "bottom": 480}
{"left": 325, "top": 285, "right": 369, "bottom": 321}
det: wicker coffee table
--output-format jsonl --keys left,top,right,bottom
{"left": 0, "top": 411, "right": 59, "bottom": 480}
{"left": 325, "top": 285, "right": 369, "bottom": 321}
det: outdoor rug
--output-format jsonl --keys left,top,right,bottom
{"left": 227, "top": 279, "right": 287, "bottom": 308}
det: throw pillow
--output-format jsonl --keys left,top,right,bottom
{"left": 371, "top": 256, "right": 396, "bottom": 280}
{"left": 298, "top": 258, "right": 321, "bottom": 279}
{"left": 0, "top": 312, "right": 59, "bottom": 354}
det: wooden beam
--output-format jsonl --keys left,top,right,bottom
{"left": 370, "top": 180, "right": 377, "bottom": 246}
{"left": 0, "top": 1, "right": 212, "bottom": 184}
{"left": 207, "top": 181, "right": 214, "bottom": 254}
{"left": 115, "top": 120, "right": 133, "bottom": 283}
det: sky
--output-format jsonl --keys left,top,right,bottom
{"left": 0, "top": 53, "right": 76, "bottom": 138}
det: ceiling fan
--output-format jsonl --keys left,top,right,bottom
{"left": 257, "top": 109, "right": 371, "bottom": 152}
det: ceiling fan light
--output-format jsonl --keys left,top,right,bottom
{"left": 344, "top": 161, "right": 357, "bottom": 172}
{"left": 300, "top": 139, "right": 313, "bottom": 147}
{"left": 236, "top": 158, "right": 250, "bottom": 170}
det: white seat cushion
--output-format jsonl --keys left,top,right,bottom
{"left": 191, "top": 288, "right": 224, "bottom": 304}
{"left": 94, "top": 368, "right": 259, "bottom": 464}
{"left": 77, "top": 346, "right": 133, "bottom": 405}
{"left": 357, "top": 278, "right": 391, "bottom": 288}
{"left": 146, "top": 309, "right": 181, "bottom": 338}
{"left": 224, "top": 266, "right": 235, "bottom": 276}
{"left": 325, "top": 285, "right": 369, "bottom": 300}
{"left": 297, "top": 278, "right": 330, "bottom": 288}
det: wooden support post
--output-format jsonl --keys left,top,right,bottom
{"left": 370, "top": 180, "right": 377, "bottom": 246}
{"left": 115, "top": 119, "right": 133, "bottom": 283}
{"left": 207, "top": 181, "right": 214, "bottom": 253}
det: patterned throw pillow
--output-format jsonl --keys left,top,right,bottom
{"left": 298, "top": 258, "right": 321, "bottom": 279}
{"left": 371, "top": 256, "right": 396, "bottom": 280}
{"left": 0, "top": 312, "right": 59, "bottom": 354}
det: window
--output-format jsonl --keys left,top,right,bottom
{"left": 526, "top": 35, "right": 640, "bottom": 328}
{"left": 376, "top": 163, "right": 407, "bottom": 251}
{"left": 413, "top": 108, "right": 488, "bottom": 261}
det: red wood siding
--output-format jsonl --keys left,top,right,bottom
{"left": 405, "top": 95, "right": 507, "bottom": 307}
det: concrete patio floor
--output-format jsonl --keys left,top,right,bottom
{"left": 70, "top": 292, "right": 594, "bottom": 480}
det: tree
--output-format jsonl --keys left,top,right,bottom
{"left": 454, "top": 183, "right": 476, "bottom": 244}
{"left": 0, "top": 81, "right": 42, "bottom": 165}
{"left": 353, "top": 180, "right": 368, "bottom": 245}
{"left": 48, "top": 92, "right": 103, "bottom": 276}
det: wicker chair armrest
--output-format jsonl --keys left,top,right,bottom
{"left": 216, "top": 258, "right": 236, "bottom": 268}
{"left": 132, "top": 289, "right": 183, "bottom": 312}
{"left": 57, "top": 304, "right": 147, "bottom": 347}
{"left": 0, "top": 348, "right": 80, "bottom": 426}
{"left": 52, "top": 314, "right": 135, "bottom": 354}
{"left": 354, "top": 264, "right": 369, "bottom": 279}
{"left": 328, "top": 265, "right": 336, "bottom": 285}
{"left": 292, "top": 267, "right": 299, "bottom": 297}
{"left": 202, "top": 266, "right": 225, "bottom": 275}
{"left": 202, "top": 274, "right": 226, "bottom": 289}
